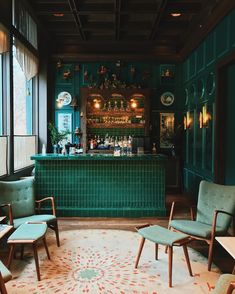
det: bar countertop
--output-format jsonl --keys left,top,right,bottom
{"left": 31, "top": 153, "right": 167, "bottom": 161}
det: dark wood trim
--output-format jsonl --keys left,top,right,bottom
{"left": 214, "top": 50, "right": 235, "bottom": 184}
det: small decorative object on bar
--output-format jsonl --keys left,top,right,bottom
{"left": 199, "top": 105, "right": 211, "bottom": 128}
{"left": 48, "top": 122, "right": 70, "bottom": 154}
{"left": 184, "top": 111, "right": 192, "bottom": 130}
{"left": 56, "top": 91, "right": 72, "bottom": 108}
{"left": 160, "top": 92, "right": 174, "bottom": 106}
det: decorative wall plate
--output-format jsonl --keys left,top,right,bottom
{"left": 57, "top": 91, "right": 72, "bottom": 105}
{"left": 160, "top": 92, "right": 174, "bottom": 106}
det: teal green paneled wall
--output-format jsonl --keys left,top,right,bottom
{"left": 182, "top": 8, "right": 235, "bottom": 197}
{"left": 53, "top": 62, "right": 183, "bottom": 152}
{"left": 225, "top": 64, "right": 235, "bottom": 185}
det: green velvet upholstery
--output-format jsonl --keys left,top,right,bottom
{"left": 170, "top": 181, "right": 235, "bottom": 238}
{"left": 170, "top": 220, "right": 225, "bottom": 238}
{"left": 212, "top": 274, "right": 235, "bottom": 294}
{"left": 197, "top": 181, "right": 235, "bottom": 229}
{"left": 12, "top": 215, "right": 56, "bottom": 229}
{"left": 0, "top": 178, "right": 35, "bottom": 218}
{"left": 138, "top": 225, "right": 188, "bottom": 246}
{"left": 8, "top": 223, "right": 47, "bottom": 241}
{"left": 0, "top": 261, "right": 12, "bottom": 282}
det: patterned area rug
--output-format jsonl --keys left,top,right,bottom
{"left": 6, "top": 229, "right": 220, "bottom": 294}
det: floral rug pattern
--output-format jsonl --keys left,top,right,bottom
{"left": 6, "top": 229, "right": 220, "bottom": 293}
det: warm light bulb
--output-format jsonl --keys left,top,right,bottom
{"left": 171, "top": 12, "right": 181, "bottom": 17}
{"left": 130, "top": 100, "right": 137, "bottom": 108}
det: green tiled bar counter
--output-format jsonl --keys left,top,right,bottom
{"left": 31, "top": 154, "right": 166, "bottom": 217}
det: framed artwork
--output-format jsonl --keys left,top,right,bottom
{"left": 160, "top": 112, "right": 175, "bottom": 148}
{"left": 57, "top": 112, "right": 72, "bottom": 143}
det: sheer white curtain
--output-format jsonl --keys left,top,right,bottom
{"left": 14, "top": 38, "right": 39, "bottom": 81}
{"left": 0, "top": 23, "right": 9, "bottom": 54}
{"left": 0, "top": 136, "right": 8, "bottom": 176}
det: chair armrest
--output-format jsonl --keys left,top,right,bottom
{"left": 211, "top": 210, "right": 235, "bottom": 242}
{"left": 227, "top": 281, "right": 235, "bottom": 294}
{"left": 0, "top": 203, "right": 13, "bottom": 225}
{"left": 168, "top": 201, "right": 195, "bottom": 230}
{"left": 35, "top": 197, "right": 56, "bottom": 216}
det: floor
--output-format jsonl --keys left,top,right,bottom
{"left": 58, "top": 193, "right": 234, "bottom": 274}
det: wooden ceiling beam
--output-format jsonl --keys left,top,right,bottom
{"left": 149, "top": 0, "right": 168, "bottom": 40}
{"left": 115, "top": 0, "right": 121, "bottom": 40}
{"left": 67, "top": 0, "right": 86, "bottom": 40}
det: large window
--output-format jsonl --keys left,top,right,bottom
{"left": 13, "top": 48, "right": 32, "bottom": 135}
{"left": 0, "top": 54, "right": 3, "bottom": 135}
{"left": 13, "top": 46, "right": 36, "bottom": 171}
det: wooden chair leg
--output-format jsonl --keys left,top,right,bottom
{"left": 43, "top": 237, "right": 50, "bottom": 260}
{"left": 135, "top": 237, "right": 145, "bottom": 268}
{"left": 168, "top": 246, "right": 173, "bottom": 288}
{"left": 7, "top": 244, "right": 16, "bottom": 269}
{"left": 0, "top": 272, "right": 8, "bottom": 294}
{"left": 155, "top": 243, "right": 158, "bottom": 260}
{"left": 32, "top": 243, "right": 41, "bottom": 281}
{"left": 20, "top": 244, "right": 24, "bottom": 259}
{"left": 49, "top": 221, "right": 60, "bottom": 247}
{"left": 208, "top": 239, "right": 214, "bottom": 271}
{"left": 183, "top": 245, "right": 193, "bottom": 276}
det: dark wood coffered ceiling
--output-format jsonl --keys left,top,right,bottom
{"left": 29, "top": 0, "right": 235, "bottom": 62}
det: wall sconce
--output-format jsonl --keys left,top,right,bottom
{"left": 184, "top": 111, "right": 192, "bottom": 130}
{"left": 199, "top": 105, "right": 211, "bottom": 128}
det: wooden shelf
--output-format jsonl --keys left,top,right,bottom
{"left": 87, "top": 123, "right": 145, "bottom": 128}
{"left": 87, "top": 109, "right": 144, "bottom": 117}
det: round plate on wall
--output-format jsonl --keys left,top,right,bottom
{"left": 160, "top": 92, "right": 174, "bottom": 106}
{"left": 57, "top": 91, "right": 72, "bottom": 106}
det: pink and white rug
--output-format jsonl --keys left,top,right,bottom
{"left": 6, "top": 229, "right": 220, "bottom": 293}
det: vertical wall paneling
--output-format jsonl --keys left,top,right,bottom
{"left": 205, "top": 32, "right": 215, "bottom": 67}
{"left": 230, "top": 9, "right": 235, "bottom": 47}
{"left": 216, "top": 17, "right": 229, "bottom": 58}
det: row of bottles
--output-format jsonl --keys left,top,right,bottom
{"left": 87, "top": 116, "right": 145, "bottom": 125}
{"left": 88, "top": 134, "right": 133, "bottom": 155}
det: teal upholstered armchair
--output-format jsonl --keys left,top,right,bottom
{"left": 212, "top": 274, "right": 235, "bottom": 294}
{"left": 0, "top": 178, "right": 60, "bottom": 246}
{"left": 168, "top": 180, "right": 235, "bottom": 271}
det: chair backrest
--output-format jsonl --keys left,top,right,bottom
{"left": 0, "top": 178, "right": 35, "bottom": 219}
{"left": 196, "top": 181, "right": 235, "bottom": 230}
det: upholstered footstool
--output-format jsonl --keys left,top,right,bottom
{"left": 7, "top": 222, "right": 50, "bottom": 281}
{"left": 135, "top": 224, "right": 193, "bottom": 287}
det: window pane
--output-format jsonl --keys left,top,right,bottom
{"left": 0, "top": 54, "right": 2, "bottom": 135}
{"left": 13, "top": 47, "right": 33, "bottom": 135}
{"left": 14, "top": 135, "right": 35, "bottom": 170}
{"left": 0, "top": 136, "right": 7, "bottom": 176}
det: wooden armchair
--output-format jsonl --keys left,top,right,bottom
{"left": 0, "top": 178, "right": 60, "bottom": 246}
{"left": 168, "top": 181, "right": 235, "bottom": 271}
{"left": 0, "top": 261, "right": 12, "bottom": 294}
{"left": 212, "top": 274, "right": 235, "bottom": 294}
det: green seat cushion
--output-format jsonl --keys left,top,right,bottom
{"left": 12, "top": 214, "right": 56, "bottom": 229}
{"left": 0, "top": 260, "right": 12, "bottom": 282}
{"left": 137, "top": 225, "right": 189, "bottom": 246}
{"left": 8, "top": 223, "right": 47, "bottom": 241}
{"left": 212, "top": 274, "right": 235, "bottom": 294}
{"left": 170, "top": 220, "right": 226, "bottom": 238}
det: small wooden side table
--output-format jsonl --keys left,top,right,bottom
{"left": 216, "top": 237, "right": 235, "bottom": 274}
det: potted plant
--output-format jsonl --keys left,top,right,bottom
{"left": 48, "top": 122, "right": 70, "bottom": 153}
